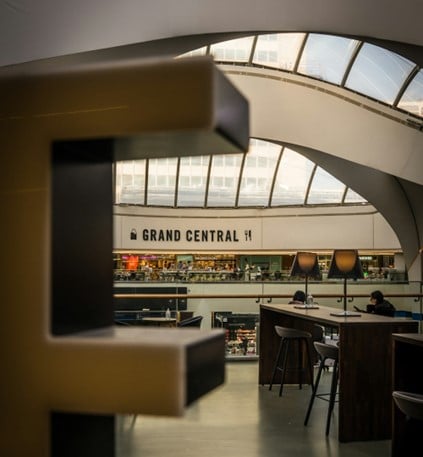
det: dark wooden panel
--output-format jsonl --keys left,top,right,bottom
{"left": 51, "top": 412, "right": 114, "bottom": 457}
{"left": 338, "top": 322, "right": 399, "bottom": 441}
{"left": 113, "top": 286, "right": 188, "bottom": 310}
{"left": 186, "top": 332, "right": 226, "bottom": 405}
{"left": 52, "top": 139, "right": 114, "bottom": 335}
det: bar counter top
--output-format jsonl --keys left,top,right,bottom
{"left": 259, "top": 303, "right": 419, "bottom": 442}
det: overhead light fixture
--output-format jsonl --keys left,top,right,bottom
{"left": 327, "top": 249, "right": 363, "bottom": 317}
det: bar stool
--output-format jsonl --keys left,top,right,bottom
{"left": 393, "top": 391, "right": 423, "bottom": 421}
{"left": 304, "top": 341, "right": 339, "bottom": 435}
{"left": 392, "top": 391, "right": 423, "bottom": 456}
{"left": 269, "top": 326, "right": 314, "bottom": 396}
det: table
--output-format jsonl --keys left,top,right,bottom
{"left": 141, "top": 317, "right": 177, "bottom": 327}
{"left": 392, "top": 333, "right": 423, "bottom": 456}
{"left": 259, "top": 303, "right": 418, "bottom": 442}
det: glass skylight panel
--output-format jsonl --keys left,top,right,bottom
{"left": 271, "top": 148, "right": 314, "bottom": 205}
{"left": 177, "top": 155, "right": 210, "bottom": 207}
{"left": 210, "top": 36, "right": 255, "bottom": 62}
{"left": 307, "top": 167, "right": 345, "bottom": 204}
{"left": 178, "top": 47, "right": 207, "bottom": 58}
{"left": 115, "top": 160, "right": 146, "bottom": 204}
{"left": 252, "top": 33, "right": 305, "bottom": 71}
{"left": 297, "top": 34, "right": 359, "bottom": 84}
{"left": 238, "top": 139, "right": 281, "bottom": 206}
{"left": 397, "top": 69, "right": 423, "bottom": 118}
{"left": 147, "top": 157, "right": 178, "bottom": 206}
{"left": 344, "top": 188, "right": 367, "bottom": 204}
{"left": 207, "top": 154, "right": 243, "bottom": 206}
{"left": 345, "top": 43, "right": 415, "bottom": 105}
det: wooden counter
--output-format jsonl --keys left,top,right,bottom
{"left": 259, "top": 303, "right": 418, "bottom": 442}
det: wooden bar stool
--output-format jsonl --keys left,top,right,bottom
{"left": 269, "top": 326, "right": 314, "bottom": 396}
{"left": 304, "top": 341, "right": 339, "bottom": 435}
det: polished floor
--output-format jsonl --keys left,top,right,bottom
{"left": 116, "top": 361, "right": 390, "bottom": 457}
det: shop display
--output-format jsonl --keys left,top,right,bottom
{"left": 112, "top": 252, "right": 401, "bottom": 283}
{"left": 212, "top": 312, "right": 259, "bottom": 360}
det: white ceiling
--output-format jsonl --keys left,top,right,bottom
{"left": 1, "top": 0, "right": 423, "bottom": 68}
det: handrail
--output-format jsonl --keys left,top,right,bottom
{"left": 114, "top": 293, "right": 423, "bottom": 300}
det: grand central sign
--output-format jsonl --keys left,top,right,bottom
{"left": 135, "top": 228, "right": 252, "bottom": 243}
{"left": 117, "top": 216, "right": 260, "bottom": 249}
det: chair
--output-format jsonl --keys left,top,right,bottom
{"left": 392, "top": 391, "right": 423, "bottom": 456}
{"left": 311, "top": 324, "right": 325, "bottom": 362}
{"left": 304, "top": 341, "right": 339, "bottom": 435}
{"left": 177, "top": 315, "right": 203, "bottom": 328}
{"left": 394, "top": 310, "right": 413, "bottom": 318}
{"left": 269, "top": 326, "right": 314, "bottom": 396}
{"left": 393, "top": 391, "right": 423, "bottom": 421}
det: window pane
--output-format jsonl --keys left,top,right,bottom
{"left": 297, "top": 34, "right": 359, "bottom": 85}
{"left": 178, "top": 47, "right": 207, "bottom": 58}
{"left": 210, "top": 37, "right": 255, "bottom": 63}
{"left": 307, "top": 167, "right": 345, "bottom": 204}
{"left": 253, "top": 33, "right": 305, "bottom": 71}
{"left": 147, "top": 157, "right": 178, "bottom": 206}
{"left": 177, "top": 155, "right": 210, "bottom": 207}
{"left": 238, "top": 139, "right": 281, "bottom": 206}
{"left": 271, "top": 148, "right": 314, "bottom": 205}
{"left": 345, "top": 43, "right": 415, "bottom": 105}
{"left": 115, "top": 160, "right": 146, "bottom": 204}
{"left": 397, "top": 69, "right": 423, "bottom": 118}
{"left": 207, "top": 154, "right": 243, "bottom": 206}
{"left": 344, "top": 188, "right": 367, "bottom": 204}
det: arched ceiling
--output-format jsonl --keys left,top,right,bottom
{"left": 225, "top": 64, "right": 422, "bottom": 268}
{"left": 288, "top": 145, "right": 423, "bottom": 268}
{"left": 227, "top": 66, "right": 423, "bottom": 186}
{"left": 1, "top": 0, "right": 423, "bottom": 70}
{"left": 1, "top": 0, "right": 422, "bottom": 270}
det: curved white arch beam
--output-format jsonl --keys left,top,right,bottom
{"left": 291, "top": 145, "right": 422, "bottom": 270}
{"left": 226, "top": 67, "right": 423, "bottom": 270}
{"left": 226, "top": 68, "right": 423, "bottom": 186}
{"left": 1, "top": 0, "right": 423, "bottom": 68}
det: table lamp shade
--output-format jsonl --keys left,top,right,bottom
{"left": 290, "top": 252, "right": 320, "bottom": 278}
{"left": 327, "top": 250, "right": 364, "bottom": 280}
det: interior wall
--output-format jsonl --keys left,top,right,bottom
{"left": 113, "top": 207, "right": 400, "bottom": 252}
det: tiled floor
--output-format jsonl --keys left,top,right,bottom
{"left": 116, "top": 361, "right": 390, "bottom": 457}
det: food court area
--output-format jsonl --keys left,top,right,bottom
{"left": 2, "top": 2, "right": 423, "bottom": 457}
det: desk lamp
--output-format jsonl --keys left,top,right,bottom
{"left": 328, "top": 249, "right": 363, "bottom": 317}
{"left": 289, "top": 251, "right": 320, "bottom": 308}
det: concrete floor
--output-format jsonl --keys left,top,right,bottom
{"left": 116, "top": 361, "right": 390, "bottom": 457}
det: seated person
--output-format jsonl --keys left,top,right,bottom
{"left": 354, "top": 290, "right": 396, "bottom": 317}
{"left": 289, "top": 290, "right": 306, "bottom": 304}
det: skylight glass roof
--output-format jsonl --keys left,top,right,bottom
{"left": 115, "top": 32, "right": 423, "bottom": 209}
{"left": 181, "top": 32, "right": 423, "bottom": 119}
{"left": 271, "top": 148, "right": 314, "bottom": 206}
{"left": 297, "top": 34, "right": 359, "bottom": 84}
{"left": 252, "top": 33, "right": 305, "bottom": 71}
{"left": 115, "top": 140, "right": 368, "bottom": 208}
{"left": 345, "top": 43, "right": 416, "bottom": 105}
{"left": 397, "top": 69, "right": 423, "bottom": 117}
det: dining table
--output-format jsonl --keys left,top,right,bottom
{"left": 259, "top": 303, "right": 418, "bottom": 442}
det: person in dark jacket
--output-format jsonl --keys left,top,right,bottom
{"left": 289, "top": 290, "right": 306, "bottom": 304}
{"left": 354, "top": 290, "right": 396, "bottom": 316}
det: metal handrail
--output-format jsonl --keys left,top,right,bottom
{"left": 114, "top": 292, "right": 423, "bottom": 300}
